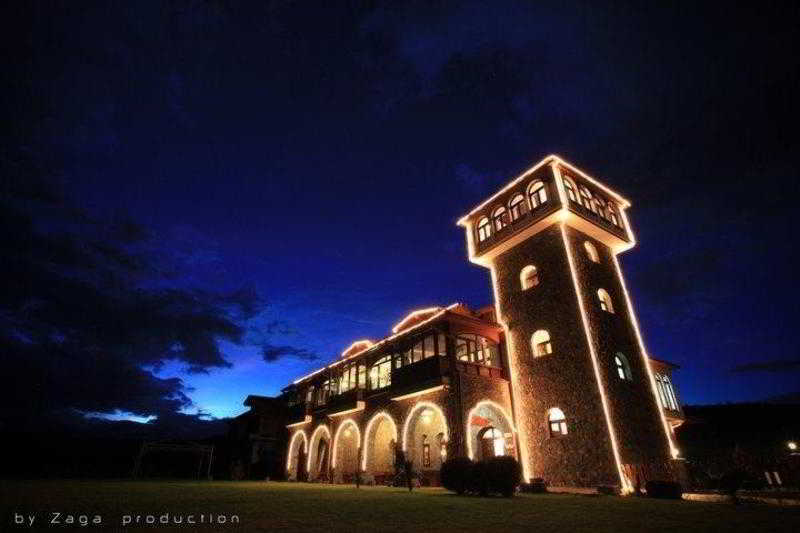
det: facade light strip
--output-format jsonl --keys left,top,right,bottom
{"left": 286, "top": 415, "right": 311, "bottom": 428}
{"left": 401, "top": 401, "right": 449, "bottom": 452}
{"left": 306, "top": 424, "right": 331, "bottom": 473}
{"left": 361, "top": 412, "right": 398, "bottom": 471}
{"left": 286, "top": 430, "right": 308, "bottom": 472}
{"left": 331, "top": 418, "right": 361, "bottom": 468}
{"left": 465, "top": 399, "right": 517, "bottom": 460}
{"left": 326, "top": 401, "right": 365, "bottom": 418}
{"left": 390, "top": 385, "right": 444, "bottom": 401}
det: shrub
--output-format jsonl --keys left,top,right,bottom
{"left": 719, "top": 470, "right": 746, "bottom": 495}
{"left": 645, "top": 480, "right": 683, "bottom": 500}
{"left": 486, "top": 456, "right": 522, "bottom": 497}
{"left": 520, "top": 478, "right": 548, "bottom": 493}
{"left": 441, "top": 457, "right": 472, "bottom": 495}
{"left": 469, "top": 460, "right": 490, "bottom": 496}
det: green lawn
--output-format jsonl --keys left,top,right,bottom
{"left": 2, "top": 481, "right": 799, "bottom": 532}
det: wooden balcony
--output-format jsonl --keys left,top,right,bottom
{"left": 389, "top": 356, "right": 451, "bottom": 399}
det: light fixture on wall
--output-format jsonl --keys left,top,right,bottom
{"left": 789, "top": 441, "right": 798, "bottom": 451}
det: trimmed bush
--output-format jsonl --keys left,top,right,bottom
{"left": 469, "top": 460, "right": 490, "bottom": 496}
{"left": 486, "top": 456, "right": 522, "bottom": 497}
{"left": 520, "top": 478, "right": 548, "bottom": 493}
{"left": 645, "top": 480, "right": 683, "bottom": 500}
{"left": 441, "top": 457, "right": 472, "bottom": 495}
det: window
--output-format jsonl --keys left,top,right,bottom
{"left": 422, "top": 435, "right": 431, "bottom": 467}
{"left": 528, "top": 180, "right": 548, "bottom": 209}
{"left": 393, "top": 334, "right": 442, "bottom": 369}
{"left": 531, "top": 330, "right": 552, "bottom": 357}
{"left": 614, "top": 353, "right": 632, "bottom": 381}
{"left": 455, "top": 334, "right": 500, "bottom": 367}
{"left": 338, "top": 361, "right": 366, "bottom": 393}
{"left": 584, "top": 241, "right": 600, "bottom": 263}
{"left": 606, "top": 203, "right": 620, "bottom": 226}
{"left": 479, "top": 427, "right": 506, "bottom": 458}
{"left": 492, "top": 206, "right": 509, "bottom": 232}
{"left": 509, "top": 194, "right": 527, "bottom": 220}
{"left": 655, "top": 373, "right": 679, "bottom": 410}
{"left": 318, "top": 380, "right": 336, "bottom": 405}
{"left": 579, "top": 186, "right": 594, "bottom": 211}
{"left": 520, "top": 265, "right": 539, "bottom": 290}
{"left": 592, "top": 196, "right": 607, "bottom": 218}
{"left": 369, "top": 356, "right": 392, "bottom": 390}
{"left": 477, "top": 216, "right": 491, "bottom": 242}
{"left": 597, "top": 288, "right": 614, "bottom": 313}
{"left": 548, "top": 408, "right": 568, "bottom": 436}
{"left": 562, "top": 175, "right": 578, "bottom": 202}
{"left": 305, "top": 386, "right": 315, "bottom": 404}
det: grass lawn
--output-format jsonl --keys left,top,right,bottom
{"left": 3, "top": 480, "right": 800, "bottom": 532}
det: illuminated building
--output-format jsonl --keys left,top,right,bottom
{"left": 281, "top": 155, "right": 683, "bottom": 490}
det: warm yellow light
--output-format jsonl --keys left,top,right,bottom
{"left": 340, "top": 340, "right": 374, "bottom": 358}
{"left": 391, "top": 307, "right": 442, "bottom": 334}
{"left": 789, "top": 441, "right": 798, "bottom": 451}
{"left": 286, "top": 430, "right": 308, "bottom": 472}
{"left": 286, "top": 415, "right": 312, "bottom": 428}
{"left": 560, "top": 223, "right": 632, "bottom": 493}
{"left": 361, "top": 411, "right": 398, "bottom": 471}
{"left": 401, "top": 401, "right": 448, "bottom": 451}
{"left": 306, "top": 424, "right": 331, "bottom": 472}
{"left": 331, "top": 419, "right": 360, "bottom": 468}
{"left": 465, "top": 399, "right": 517, "bottom": 461}
{"left": 390, "top": 384, "right": 445, "bottom": 401}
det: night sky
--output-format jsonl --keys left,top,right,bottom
{"left": 3, "top": 1, "right": 799, "bottom": 436}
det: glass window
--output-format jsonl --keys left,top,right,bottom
{"left": 606, "top": 203, "right": 620, "bottom": 226}
{"left": 562, "top": 176, "right": 578, "bottom": 202}
{"left": 369, "top": 356, "right": 392, "bottom": 390}
{"left": 305, "top": 386, "right": 315, "bottom": 404}
{"left": 579, "top": 186, "right": 594, "bottom": 211}
{"left": 531, "top": 330, "right": 552, "bottom": 357}
{"left": 656, "top": 374, "right": 679, "bottom": 410}
{"left": 480, "top": 427, "right": 506, "bottom": 457}
{"left": 424, "top": 336, "right": 435, "bottom": 358}
{"left": 437, "top": 333, "right": 447, "bottom": 356}
{"left": 455, "top": 334, "right": 500, "bottom": 367}
{"left": 520, "top": 265, "right": 539, "bottom": 290}
{"left": 477, "top": 216, "right": 491, "bottom": 242}
{"left": 548, "top": 407, "right": 568, "bottom": 436}
{"left": 528, "top": 180, "right": 547, "bottom": 209}
{"left": 598, "top": 288, "right": 614, "bottom": 313}
{"left": 509, "top": 193, "right": 527, "bottom": 221}
{"left": 412, "top": 342, "right": 423, "bottom": 363}
{"left": 584, "top": 241, "right": 600, "bottom": 263}
{"left": 614, "top": 353, "right": 632, "bottom": 381}
{"left": 492, "top": 206, "right": 509, "bottom": 232}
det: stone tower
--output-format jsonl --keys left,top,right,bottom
{"left": 457, "top": 155, "right": 679, "bottom": 490}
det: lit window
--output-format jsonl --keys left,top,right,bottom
{"left": 606, "top": 203, "right": 620, "bottom": 226}
{"left": 592, "top": 196, "right": 606, "bottom": 218}
{"left": 455, "top": 334, "right": 500, "bottom": 367}
{"left": 369, "top": 356, "right": 392, "bottom": 390}
{"left": 305, "top": 386, "right": 315, "bottom": 404}
{"left": 477, "top": 217, "right": 491, "bottom": 242}
{"left": 520, "top": 265, "right": 539, "bottom": 290}
{"left": 492, "top": 206, "right": 509, "bottom": 232}
{"left": 655, "top": 373, "right": 679, "bottom": 410}
{"left": 528, "top": 180, "right": 547, "bottom": 209}
{"left": 584, "top": 241, "right": 600, "bottom": 263}
{"left": 597, "top": 289, "right": 614, "bottom": 313}
{"left": 509, "top": 194, "right": 527, "bottom": 220}
{"left": 579, "top": 186, "right": 594, "bottom": 211}
{"left": 562, "top": 175, "right": 578, "bottom": 202}
{"left": 531, "top": 330, "right": 552, "bottom": 357}
{"left": 614, "top": 353, "right": 632, "bottom": 381}
{"left": 480, "top": 427, "right": 506, "bottom": 458}
{"left": 548, "top": 407, "right": 568, "bottom": 436}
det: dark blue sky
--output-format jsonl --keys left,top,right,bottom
{"left": 5, "top": 1, "right": 799, "bottom": 426}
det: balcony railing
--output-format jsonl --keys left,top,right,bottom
{"left": 474, "top": 193, "right": 560, "bottom": 255}
{"left": 324, "top": 388, "right": 365, "bottom": 415}
{"left": 389, "top": 356, "right": 451, "bottom": 398}
{"left": 286, "top": 402, "right": 309, "bottom": 425}
{"left": 566, "top": 199, "right": 628, "bottom": 240}
{"left": 454, "top": 359, "right": 507, "bottom": 380}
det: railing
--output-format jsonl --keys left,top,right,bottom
{"left": 474, "top": 196, "right": 560, "bottom": 255}
{"left": 325, "top": 388, "right": 364, "bottom": 414}
{"left": 566, "top": 200, "right": 628, "bottom": 240}
{"left": 454, "top": 360, "right": 507, "bottom": 380}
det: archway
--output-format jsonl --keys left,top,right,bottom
{"left": 287, "top": 430, "right": 308, "bottom": 481}
{"left": 362, "top": 412, "right": 398, "bottom": 484}
{"left": 402, "top": 402, "right": 449, "bottom": 484}
{"left": 307, "top": 425, "right": 331, "bottom": 482}
{"left": 466, "top": 400, "right": 516, "bottom": 461}
{"left": 332, "top": 419, "right": 361, "bottom": 483}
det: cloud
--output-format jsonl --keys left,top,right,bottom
{"left": 261, "top": 343, "right": 320, "bottom": 363}
{"left": 731, "top": 359, "right": 800, "bottom": 374}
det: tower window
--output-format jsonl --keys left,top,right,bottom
{"left": 528, "top": 180, "right": 547, "bottom": 209}
{"left": 584, "top": 241, "right": 600, "bottom": 263}
{"left": 509, "top": 194, "right": 527, "bottom": 220}
{"left": 655, "top": 373, "right": 679, "bottom": 411}
{"left": 614, "top": 353, "right": 632, "bottom": 381}
{"left": 606, "top": 203, "right": 620, "bottom": 226}
{"left": 562, "top": 175, "right": 578, "bottom": 202}
{"left": 520, "top": 265, "right": 539, "bottom": 290}
{"left": 477, "top": 217, "right": 491, "bottom": 242}
{"left": 579, "top": 186, "right": 594, "bottom": 211}
{"left": 531, "top": 330, "right": 552, "bottom": 357}
{"left": 597, "top": 289, "right": 614, "bottom": 313}
{"left": 548, "top": 407, "right": 568, "bottom": 436}
{"left": 492, "top": 207, "right": 509, "bottom": 232}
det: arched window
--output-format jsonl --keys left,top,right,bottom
{"left": 477, "top": 216, "right": 491, "bottom": 242}
{"left": 369, "top": 356, "right": 392, "bottom": 390}
{"left": 509, "top": 194, "right": 527, "bottom": 220}
{"left": 597, "top": 288, "right": 614, "bottom": 313}
{"left": 520, "top": 265, "right": 539, "bottom": 290}
{"left": 592, "top": 196, "right": 607, "bottom": 218}
{"left": 606, "top": 203, "right": 620, "bottom": 226}
{"left": 584, "top": 241, "right": 600, "bottom": 263}
{"left": 479, "top": 427, "right": 506, "bottom": 458}
{"left": 579, "top": 186, "right": 594, "bottom": 211}
{"left": 531, "top": 330, "right": 552, "bottom": 357}
{"left": 614, "top": 353, "right": 632, "bottom": 381}
{"left": 492, "top": 207, "right": 509, "bottom": 232}
{"left": 562, "top": 175, "right": 578, "bottom": 202}
{"left": 548, "top": 408, "right": 568, "bottom": 436}
{"left": 455, "top": 334, "right": 501, "bottom": 368}
{"left": 528, "top": 180, "right": 547, "bottom": 209}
